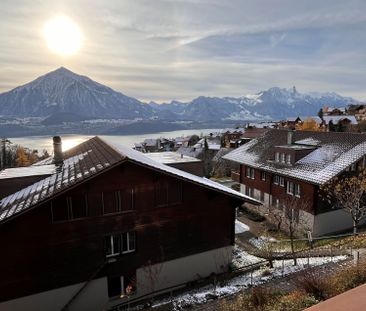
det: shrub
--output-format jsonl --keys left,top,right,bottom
{"left": 268, "top": 291, "right": 318, "bottom": 311}
{"left": 296, "top": 272, "right": 330, "bottom": 301}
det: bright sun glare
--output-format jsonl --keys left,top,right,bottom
{"left": 43, "top": 15, "right": 82, "bottom": 56}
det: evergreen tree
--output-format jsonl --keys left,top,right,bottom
{"left": 328, "top": 120, "right": 336, "bottom": 132}
{"left": 318, "top": 108, "right": 324, "bottom": 120}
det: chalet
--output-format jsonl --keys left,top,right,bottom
{"left": 0, "top": 136, "right": 258, "bottom": 311}
{"left": 322, "top": 115, "right": 358, "bottom": 132}
{"left": 323, "top": 106, "right": 346, "bottom": 116}
{"left": 224, "top": 129, "right": 366, "bottom": 236}
{"left": 348, "top": 104, "right": 366, "bottom": 121}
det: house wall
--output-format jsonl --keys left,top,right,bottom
{"left": 0, "top": 246, "right": 232, "bottom": 311}
{"left": 0, "top": 161, "right": 238, "bottom": 304}
{"left": 240, "top": 164, "right": 316, "bottom": 214}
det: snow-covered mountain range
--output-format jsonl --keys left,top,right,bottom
{"left": 0, "top": 67, "right": 356, "bottom": 123}
{"left": 152, "top": 86, "right": 355, "bottom": 121}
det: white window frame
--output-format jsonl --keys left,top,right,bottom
{"left": 279, "top": 176, "right": 285, "bottom": 187}
{"left": 273, "top": 175, "right": 279, "bottom": 185}
{"left": 275, "top": 152, "right": 280, "bottom": 162}
{"left": 261, "top": 171, "right": 266, "bottom": 181}
{"left": 246, "top": 167, "right": 255, "bottom": 179}
{"left": 295, "top": 184, "right": 301, "bottom": 198}
{"left": 287, "top": 181, "right": 294, "bottom": 195}
{"left": 106, "top": 235, "right": 120, "bottom": 258}
{"left": 286, "top": 154, "right": 291, "bottom": 164}
{"left": 122, "top": 232, "right": 136, "bottom": 254}
{"left": 281, "top": 153, "right": 286, "bottom": 163}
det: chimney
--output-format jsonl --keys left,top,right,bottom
{"left": 287, "top": 130, "right": 293, "bottom": 145}
{"left": 53, "top": 136, "right": 63, "bottom": 165}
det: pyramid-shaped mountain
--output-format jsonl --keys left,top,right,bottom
{"left": 0, "top": 67, "right": 153, "bottom": 119}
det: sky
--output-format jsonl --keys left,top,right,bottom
{"left": 0, "top": 0, "right": 366, "bottom": 102}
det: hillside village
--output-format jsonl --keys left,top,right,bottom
{"left": 2, "top": 102, "right": 366, "bottom": 310}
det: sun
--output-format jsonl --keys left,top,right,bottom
{"left": 43, "top": 15, "right": 82, "bottom": 56}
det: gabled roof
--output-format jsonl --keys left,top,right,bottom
{"left": 223, "top": 129, "right": 366, "bottom": 185}
{"left": 323, "top": 115, "right": 358, "bottom": 125}
{"left": 0, "top": 137, "right": 259, "bottom": 224}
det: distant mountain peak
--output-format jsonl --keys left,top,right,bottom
{"left": 0, "top": 67, "right": 153, "bottom": 119}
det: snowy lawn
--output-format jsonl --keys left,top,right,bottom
{"left": 150, "top": 247, "right": 348, "bottom": 311}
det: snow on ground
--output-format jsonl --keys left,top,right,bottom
{"left": 235, "top": 220, "right": 250, "bottom": 234}
{"left": 151, "top": 250, "right": 348, "bottom": 311}
{"left": 232, "top": 245, "right": 263, "bottom": 269}
{"left": 249, "top": 236, "right": 278, "bottom": 249}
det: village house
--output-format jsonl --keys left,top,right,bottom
{"left": 323, "top": 106, "right": 346, "bottom": 116}
{"left": 224, "top": 129, "right": 366, "bottom": 236}
{"left": 0, "top": 136, "right": 258, "bottom": 311}
{"left": 144, "top": 151, "right": 204, "bottom": 176}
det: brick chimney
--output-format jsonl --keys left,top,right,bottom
{"left": 53, "top": 136, "right": 63, "bottom": 165}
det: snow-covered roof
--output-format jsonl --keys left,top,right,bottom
{"left": 0, "top": 165, "right": 56, "bottom": 179}
{"left": 144, "top": 152, "right": 201, "bottom": 164}
{"left": 223, "top": 129, "right": 366, "bottom": 185}
{"left": 143, "top": 138, "right": 158, "bottom": 147}
{"left": 0, "top": 137, "right": 259, "bottom": 223}
{"left": 323, "top": 115, "right": 358, "bottom": 125}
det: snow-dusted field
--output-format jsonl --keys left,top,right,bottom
{"left": 149, "top": 247, "right": 348, "bottom": 311}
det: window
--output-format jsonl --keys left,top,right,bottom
{"left": 279, "top": 176, "right": 285, "bottom": 187}
{"left": 107, "top": 274, "right": 136, "bottom": 298}
{"left": 260, "top": 171, "right": 266, "bottom": 181}
{"left": 245, "top": 186, "right": 254, "bottom": 198}
{"left": 155, "top": 180, "right": 183, "bottom": 207}
{"left": 287, "top": 181, "right": 301, "bottom": 197}
{"left": 246, "top": 167, "right": 255, "bottom": 179}
{"left": 103, "top": 189, "right": 134, "bottom": 214}
{"left": 295, "top": 184, "right": 301, "bottom": 197}
{"left": 103, "top": 191, "right": 121, "bottom": 214}
{"left": 287, "top": 181, "right": 294, "bottom": 195}
{"left": 275, "top": 152, "right": 280, "bottom": 162}
{"left": 51, "top": 194, "right": 88, "bottom": 222}
{"left": 260, "top": 191, "right": 265, "bottom": 203}
{"left": 281, "top": 153, "right": 286, "bottom": 163}
{"left": 122, "top": 232, "right": 136, "bottom": 254}
{"left": 273, "top": 175, "right": 279, "bottom": 185}
{"left": 105, "top": 232, "right": 136, "bottom": 257}
{"left": 286, "top": 154, "right": 291, "bottom": 164}
{"left": 105, "top": 234, "right": 121, "bottom": 257}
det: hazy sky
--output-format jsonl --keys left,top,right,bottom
{"left": 1, "top": 0, "right": 366, "bottom": 102}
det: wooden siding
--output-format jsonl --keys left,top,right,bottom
{"left": 0, "top": 161, "right": 238, "bottom": 302}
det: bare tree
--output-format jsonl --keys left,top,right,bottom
{"left": 321, "top": 170, "right": 366, "bottom": 235}
{"left": 268, "top": 195, "right": 310, "bottom": 265}
{"left": 280, "top": 195, "right": 310, "bottom": 266}
{"left": 256, "top": 230, "right": 276, "bottom": 268}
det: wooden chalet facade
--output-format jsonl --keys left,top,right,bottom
{"left": 224, "top": 129, "right": 366, "bottom": 236}
{"left": 0, "top": 137, "right": 258, "bottom": 311}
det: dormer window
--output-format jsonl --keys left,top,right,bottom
{"left": 286, "top": 154, "right": 291, "bottom": 164}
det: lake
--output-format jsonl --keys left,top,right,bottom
{"left": 9, "top": 129, "right": 220, "bottom": 153}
